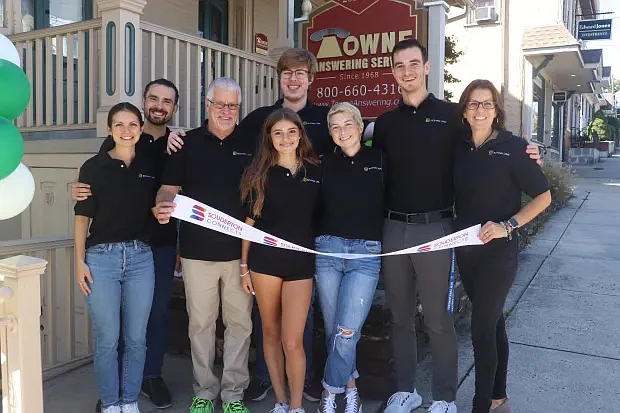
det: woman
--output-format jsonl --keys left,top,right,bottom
{"left": 240, "top": 108, "right": 322, "bottom": 413}
{"left": 314, "top": 102, "right": 383, "bottom": 413}
{"left": 454, "top": 80, "right": 551, "bottom": 413}
{"left": 74, "top": 102, "right": 157, "bottom": 413}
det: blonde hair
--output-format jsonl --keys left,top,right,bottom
{"left": 327, "top": 102, "right": 364, "bottom": 129}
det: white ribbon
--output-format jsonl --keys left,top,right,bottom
{"left": 171, "top": 194, "right": 483, "bottom": 259}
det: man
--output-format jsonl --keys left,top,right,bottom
{"left": 373, "top": 39, "right": 540, "bottom": 413}
{"left": 72, "top": 79, "right": 180, "bottom": 411}
{"left": 166, "top": 48, "right": 333, "bottom": 403}
{"left": 153, "top": 77, "right": 253, "bottom": 413}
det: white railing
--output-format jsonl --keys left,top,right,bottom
{"left": 9, "top": 19, "right": 101, "bottom": 132}
{"left": 141, "top": 22, "right": 280, "bottom": 128}
{"left": 0, "top": 236, "right": 93, "bottom": 380}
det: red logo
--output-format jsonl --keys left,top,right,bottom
{"left": 417, "top": 244, "right": 431, "bottom": 253}
{"left": 190, "top": 205, "right": 205, "bottom": 221}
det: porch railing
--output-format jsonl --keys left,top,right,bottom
{"left": 9, "top": 19, "right": 101, "bottom": 132}
{"left": 0, "top": 236, "right": 93, "bottom": 380}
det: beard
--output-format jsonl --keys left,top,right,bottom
{"left": 146, "top": 108, "right": 172, "bottom": 126}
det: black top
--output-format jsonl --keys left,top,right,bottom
{"left": 453, "top": 129, "right": 549, "bottom": 230}
{"left": 319, "top": 146, "right": 384, "bottom": 241}
{"left": 162, "top": 121, "right": 255, "bottom": 261}
{"left": 247, "top": 163, "right": 322, "bottom": 249}
{"left": 238, "top": 98, "right": 334, "bottom": 156}
{"left": 373, "top": 94, "right": 460, "bottom": 213}
{"left": 100, "top": 129, "right": 177, "bottom": 247}
{"left": 74, "top": 151, "right": 158, "bottom": 248}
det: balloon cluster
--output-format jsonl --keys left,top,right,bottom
{"left": 0, "top": 33, "right": 35, "bottom": 220}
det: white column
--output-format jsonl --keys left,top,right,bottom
{"left": 96, "top": 0, "right": 147, "bottom": 137}
{"left": 424, "top": 1, "right": 449, "bottom": 100}
{"left": 0, "top": 255, "right": 48, "bottom": 413}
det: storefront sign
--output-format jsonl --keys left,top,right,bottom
{"left": 255, "top": 33, "right": 268, "bottom": 55}
{"left": 302, "top": 0, "right": 427, "bottom": 118}
{"left": 578, "top": 19, "right": 612, "bottom": 41}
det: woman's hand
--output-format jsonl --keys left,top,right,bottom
{"left": 241, "top": 271, "right": 255, "bottom": 296}
{"left": 478, "top": 221, "right": 506, "bottom": 244}
{"left": 76, "top": 260, "right": 93, "bottom": 296}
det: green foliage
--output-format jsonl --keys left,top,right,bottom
{"left": 444, "top": 36, "right": 464, "bottom": 102}
{"left": 586, "top": 110, "right": 616, "bottom": 141}
{"left": 606, "top": 115, "right": 619, "bottom": 139}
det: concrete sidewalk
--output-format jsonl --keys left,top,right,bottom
{"left": 43, "top": 153, "right": 620, "bottom": 413}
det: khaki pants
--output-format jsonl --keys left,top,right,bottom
{"left": 182, "top": 258, "right": 253, "bottom": 403}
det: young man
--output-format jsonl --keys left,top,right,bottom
{"left": 165, "top": 48, "right": 331, "bottom": 403}
{"left": 153, "top": 77, "right": 253, "bottom": 413}
{"left": 373, "top": 39, "right": 540, "bottom": 413}
{"left": 72, "top": 79, "right": 180, "bottom": 411}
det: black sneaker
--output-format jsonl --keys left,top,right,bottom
{"left": 245, "top": 377, "right": 273, "bottom": 401}
{"left": 95, "top": 399, "right": 101, "bottom": 413}
{"left": 141, "top": 377, "right": 173, "bottom": 409}
{"left": 303, "top": 378, "right": 322, "bottom": 402}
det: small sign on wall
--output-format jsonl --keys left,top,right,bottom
{"left": 255, "top": 33, "right": 268, "bottom": 55}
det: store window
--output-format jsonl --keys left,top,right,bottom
{"left": 19, "top": 0, "right": 91, "bottom": 31}
{"left": 531, "top": 77, "right": 545, "bottom": 143}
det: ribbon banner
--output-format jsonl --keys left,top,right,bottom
{"left": 171, "top": 194, "right": 484, "bottom": 259}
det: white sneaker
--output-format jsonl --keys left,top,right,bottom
{"left": 101, "top": 405, "right": 121, "bottom": 413}
{"left": 428, "top": 400, "right": 456, "bottom": 413}
{"left": 290, "top": 409, "right": 306, "bottom": 413}
{"left": 344, "top": 388, "right": 362, "bottom": 413}
{"left": 271, "top": 402, "right": 290, "bottom": 413}
{"left": 384, "top": 390, "right": 423, "bottom": 413}
{"left": 120, "top": 402, "right": 140, "bottom": 413}
{"left": 318, "top": 392, "right": 337, "bottom": 413}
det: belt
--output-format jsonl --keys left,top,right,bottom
{"left": 385, "top": 208, "right": 453, "bottom": 224}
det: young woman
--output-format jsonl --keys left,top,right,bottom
{"left": 314, "top": 102, "right": 384, "bottom": 413}
{"left": 240, "top": 108, "right": 322, "bottom": 413}
{"left": 454, "top": 80, "right": 551, "bottom": 413}
{"left": 74, "top": 102, "right": 157, "bottom": 413}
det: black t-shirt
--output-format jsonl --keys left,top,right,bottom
{"left": 74, "top": 151, "right": 158, "bottom": 248}
{"left": 238, "top": 99, "right": 334, "bottom": 156}
{"left": 161, "top": 121, "right": 255, "bottom": 261}
{"left": 100, "top": 130, "right": 177, "bottom": 247}
{"left": 373, "top": 94, "right": 461, "bottom": 213}
{"left": 319, "top": 146, "right": 384, "bottom": 241}
{"left": 247, "top": 162, "right": 322, "bottom": 249}
{"left": 453, "top": 129, "right": 549, "bottom": 230}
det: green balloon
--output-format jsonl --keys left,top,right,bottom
{"left": 0, "top": 116, "right": 24, "bottom": 180}
{"left": 0, "top": 59, "right": 31, "bottom": 121}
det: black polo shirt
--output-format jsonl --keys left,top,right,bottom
{"left": 319, "top": 146, "right": 384, "bottom": 241}
{"left": 238, "top": 99, "right": 334, "bottom": 156}
{"left": 100, "top": 130, "right": 178, "bottom": 247}
{"left": 248, "top": 162, "right": 322, "bottom": 249}
{"left": 454, "top": 130, "right": 549, "bottom": 230}
{"left": 373, "top": 94, "right": 461, "bottom": 213}
{"left": 74, "top": 151, "right": 158, "bottom": 248}
{"left": 162, "top": 121, "right": 255, "bottom": 261}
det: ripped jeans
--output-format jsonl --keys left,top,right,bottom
{"left": 315, "top": 235, "right": 381, "bottom": 394}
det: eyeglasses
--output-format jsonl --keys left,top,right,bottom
{"left": 208, "top": 99, "right": 240, "bottom": 111}
{"left": 466, "top": 101, "right": 496, "bottom": 110}
{"left": 281, "top": 70, "right": 309, "bottom": 80}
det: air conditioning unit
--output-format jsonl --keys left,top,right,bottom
{"left": 553, "top": 91, "right": 568, "bottom": 102}
{"left": 474, "top": 6, "right": 498, "bottom": 22}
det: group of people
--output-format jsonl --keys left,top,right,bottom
{"left": 73, "top": 38, "right": 551, "bottom": 413}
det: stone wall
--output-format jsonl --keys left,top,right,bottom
{"left": 569, "top": 148, "right": 600, "bottom": 164}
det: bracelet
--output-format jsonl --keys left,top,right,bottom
{"left": 240, "top": 263, "right": 248, "bottom": 268}
{"left": 240, "top": 270, "right": 250, "bottom": 277}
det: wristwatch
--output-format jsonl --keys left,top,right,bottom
{"left": 508, "top": 217, "right": 519, "bottom": 230}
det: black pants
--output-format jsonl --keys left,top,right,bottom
{"left": 456, "top": 236, "right": 518, "bottom": 413}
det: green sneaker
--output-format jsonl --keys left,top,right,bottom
{"left": 190, "top": 397, "right": 214, "bottom": 413}
{"left": 224, "top": 400, "right": 250, "bottom": 413}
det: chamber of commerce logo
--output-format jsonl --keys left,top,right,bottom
{"left": 190, "top": 205, "right": 206, "bottom": 221}
{"left": 417, "top": 244, "right": 431, "bottom": 253}
{"left": 263, "top": 236, "right": 278, "bottom": 247}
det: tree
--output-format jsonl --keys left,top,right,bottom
{"left": 444, "top": 35, "right": 464, "bottom": 101}
{"left": 586, "top": 110, "right": 613, "bottom": 141}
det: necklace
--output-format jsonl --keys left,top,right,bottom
{"left": 474, "top": 130, "right": 495, "bottom": 150}
{"left": 280, "top": 160, "right": 300, "bottom": 175}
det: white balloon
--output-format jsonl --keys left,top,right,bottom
{"left": 0, "top": 33, "right": 20, "bottom": 67}
{"left": 0, "top": 163, "right": 35, "bottom": 220}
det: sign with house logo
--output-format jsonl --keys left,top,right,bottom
{"left": 302, "top": 0, "right": 427, "bottom": 118}
{"left": 255, "top": 33, "right": 269, "bottom": 55}
{"left": 577, "top": 19, "right": 612, "bottom": 41}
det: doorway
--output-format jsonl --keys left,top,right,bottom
{"left": 199, "top": 0, "right": 229, "bottom": 44}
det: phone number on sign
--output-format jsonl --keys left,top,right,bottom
{"left": 315, "top": 84, "right": 402, "bottom": 99}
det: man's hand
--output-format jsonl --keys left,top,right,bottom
{"left": 523, "top": 134, "right": 542, "bottom": 165}
{"left": 71, "top": 167, "right": 92, "bottom": 201}
{"left": 152, "top": 201, "right": 176, "bottom": 224}
{"left": 167, "top": 129, "right": 186, "bottom": 154}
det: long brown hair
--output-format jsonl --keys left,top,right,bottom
{"left": 458, "top": 79, "right": 506, "bottom": 130}
{"left": 240, "top": 108, "right": 320, "bottom": 218}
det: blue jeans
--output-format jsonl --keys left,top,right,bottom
{"left": 314, "top": 235, "right": 381, "bottom": 394}
{"left": 253, "top": 286, "right": 315, "bottom": 382}
{"left": 85, "top": 241, "right": 155, "bottom": 408}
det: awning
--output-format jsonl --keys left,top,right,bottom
{"left": 522, "top": 24, "right": 602, "bottom": 94}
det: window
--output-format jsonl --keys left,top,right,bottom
{"left": 531, "top": 77, "right": 545, "bottom": 143}
{"left": 467, "top": 0, "right": 500, "bottom": 25}
{"left": 0, "top": 0, "right": 5, "bottom": 28}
